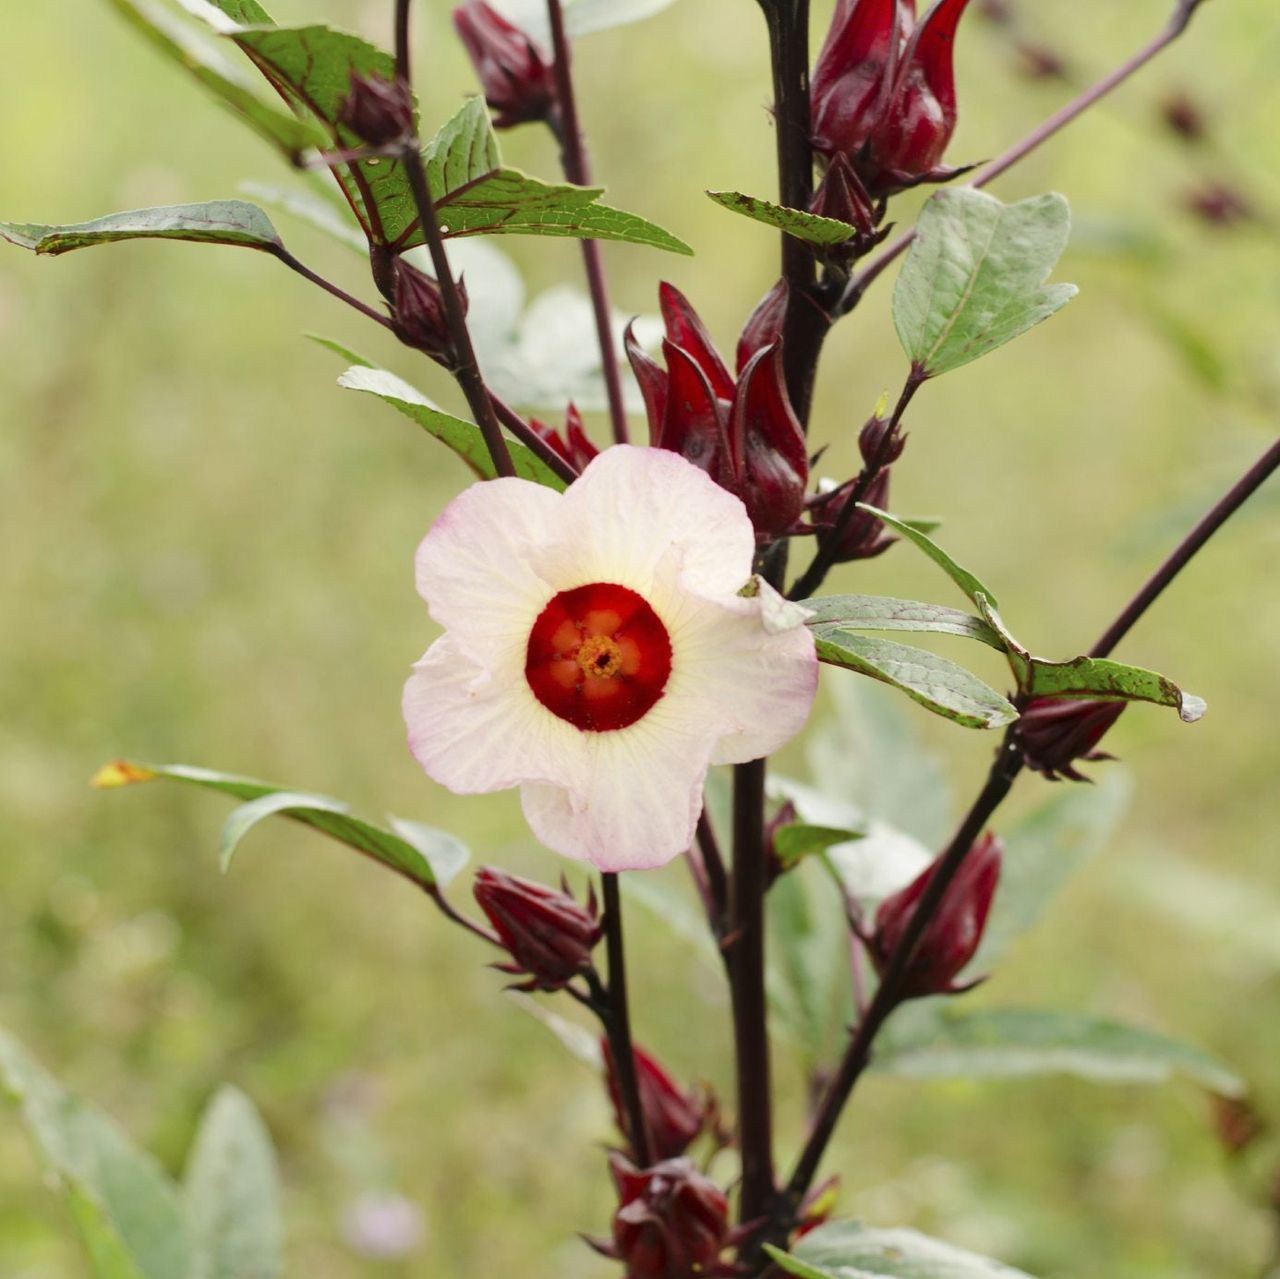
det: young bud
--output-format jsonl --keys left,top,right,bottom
{"left": 862, "top": 0, "right": 974, "bottom": 196}
{"left": 339, "top": 72, "right": 415, "bottom": 147}
{"left": 871, "top": 831, "right": 1002, "bottom": 999}
{"left": 389, "top": 259, "right": 461, "bottom": 364}
{"left": 602, "top": 1040, "right": 707, "bottom": 1161}
{"left": 1019, "top": 696, "right": 1124, "bottom": 782}
{"left": 473, "top": 867, "right": 602, "bottom": 992}
{"left": 810, "top": 153, "right": 879, "bottom": 239}
{"left": 858, "top": 413, "right": 906, "bottom": 467}
{"left": 736, "top": 279, "right": 789, "bottom": 376}
{"left": 607, "top": 1153, "right": 730, "bottom": 1279}
{"left": 452, "top": 0, "right": 558, "bottom": 129}
{"left": 530, "top": 403, "right": 599, "bottom": 471}
{"left": 808, "top": 469, "right": 897, "bottom": 563}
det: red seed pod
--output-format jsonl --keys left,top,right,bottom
{"left": 1019, "top": 697, "right": 1124, "bottom": 782}
{"left": 529, "top": 403, "right": 599, "bottom": 471}
{"left": 389, "top": 259, "right": 461, "bottom": 364}
{"left": 601, "top": 1040, "right": 707, "bottom": 1161}
{"left": 339, "top": 72, "right": 415, "bottom": 146}
{"left": 608, "top": 1153, "right": 730, "bottom": 1279}
{"left": 871, "top": 831, "right": 1002, "bottom": 999}
{"left": 861, "top": 0, "right": 974, "bottom": 196}
{"left": 811, "top": 0, "right": 904, "bottom": 158}
{"left": 452, "top": 0, "right": 558, "bottom": 129}
{"left": 472, "top": 867, "right": 602, "bottom": 992}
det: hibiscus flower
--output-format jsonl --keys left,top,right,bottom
{"left": 403, "top": 445, "right": 818, "bottom": 870}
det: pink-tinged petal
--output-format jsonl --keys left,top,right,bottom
{"left": 520, "top": 716, "right": 713, "bottom": 870}
{"left": 414, "top": 476, "right": 561, "bottom": 664}
{"left": 403, "top": 636, "right": 591, "bottom": 795}
{"left": 541, "top": 446, "right": 755, "bottom": 602}
{"left": 661, "top": 579, "right": 818, "bottom": 766}
{"left": 658, "top": 283, "right": 735, "bottom": 401}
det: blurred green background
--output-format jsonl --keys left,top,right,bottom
{"left": 3, "top": 1, "right": 1280, "bottom": 1275}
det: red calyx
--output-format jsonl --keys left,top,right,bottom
{"left": 811, "top": 0, "right": 904, "bottom": 159}
{"left": 452, "top": 0, "right": 559, "bottom": 129}
{"left": 1019, "top": 697, "right": 1124, "bottom": 782}
{"left": 529, "top": 403, "right": 599, "bottom": 471}
{"left": 602, "top": 1040, "right": 707, "bottom": 1162}
{"left": 389, "top": 258, "right": 461, "bottom": 365}
{"left": 871, "top": 831, "right": 1002, "bottom": 999}
{"left": 473, "top": 867, "right": 603, "bottom": 992}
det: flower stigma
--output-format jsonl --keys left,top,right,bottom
{"left": 525, "top": 582, "right": 673, "bottom": 733}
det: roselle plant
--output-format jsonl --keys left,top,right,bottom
{"left": 2, "top": 0, "right": 1276, "bottom": 1276}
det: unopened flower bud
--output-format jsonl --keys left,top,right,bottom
{"left": 861, "top": 0, "right": 974, "bottom": 196}
{"left": 858, "top": 413, "right": 905, "bottom": 467}
{"left": 473, "top": 867, "right": 602, "bottom": 991}
{"left": 1019, "top": 696, "right": 1124, "bottom": 782}
{"left": 389, "top": 258, "right": 461, "bottom": 364}
{"left": 871, "top": 831, "right": 1001, "bottom": 999}
{"left": 602, "top": 1040, "right": 707, "bottom": 1161}
{"left": 810, "top": 153, "right": 879, "bottom": 240}
{"left": 607, "top": 1153, "right": 730, "bottom": 1279}
{"left": 339, "top": 72, "right": 415, "bottom": 147}
{"left": 808, "top": 469, "right": 897, "bottom": 563}
{"left": 530, "top": 403, "right": 599, "bottom": 471}
{"left": 453, "top": 0, "right": 558, "bottom": 129}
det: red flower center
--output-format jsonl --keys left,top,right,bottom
{"left": 525, "top": 583, "right": 673, "bottom": 732}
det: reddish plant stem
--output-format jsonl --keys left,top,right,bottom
{"left": 787, "top": 367, "right": 925, "bottom": 601}
{"left": 545, "top": 0, "right": 630, "bottom": 446}
{"left": 274, "top": 246, "right": 397, "bottom": 330}
{"left": 597, "top": 872, "right": 653, "bottom": 1165}
{"left": 394, "top": 0, "right": 516, "bottom": 479}
{"left": 698, "top": 808, "right": 730, "bottom": 935}
{"left": 427, "top": 886, "right": 503, "bottom": 947}
{"left": 488, "top": 390, "right": 581, "bottom": 484}
{"left": 839, "top": 0, "right": 1212, "bottom": 313}
{"left": 782, "top": 427, "right": 1280, "bottom": 1212}
{"left": 730, "top": 758, "right": 778, "bottom": 1243}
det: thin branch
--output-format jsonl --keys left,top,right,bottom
{"left": 395, "top": 0, "right": 517, "bottom": 478}
{"left": 274, "top": 247, "right": 395, "bottom": 330}
{"left": 598, "top": 873, "right": 653, "bottom": 1165}
{"left": 839, "top": 0, "right": 1213, "bottom": 314}
{"left": 488, "top": 390, "right": 581, "bottom": 484}
{"left": 545, "top": 0, "right": 630, "bottom": 446}
{"left": 427, "top": 886, "right": 504, "bottom": 947}
{"left": 698, "top": 807, "right": 730, "bottom": 935}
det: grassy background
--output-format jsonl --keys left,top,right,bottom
{"left": 3, "top": 0, "right": 1280, "bottom": 1275}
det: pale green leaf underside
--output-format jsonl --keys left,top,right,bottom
{"left": 96, "top": 761, "right": 450, "bottom": 891}
{"left": 338, "top": 363, "right": 568, "bottom": 490}
{"left": 894, "top": 188, "right": 1077, "bottom": 376}
{"left": 0, "top": 201, "right": 282, "bottom": 255}
{"left": 802, "top": 594, "right": 1002, "bottom": 649}
{"left": 858, "top": 506, "right": 998, "bottom": 609}
{"left": 875, "top": 1008, "right": 1245, "bottom": 1096}
{"left": 0, "top": 1028, "right": 189, "bottom": 1279}
{"left": 706, "top": 190, "right": 858, "bottom": 246}
{"left": 773, "top": 823, "right": 864, "bottom": 870}
{"left": 772, "top": 1222, "right": 1038, "bottom": 1278}
{"left": 815, "top": 631, "right": 1016, "bottom": 730}
{"left": 184, "top": 1087, "right": 282, "bottom": 1279}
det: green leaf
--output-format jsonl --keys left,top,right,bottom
{"left": 92, "top": 760, "right": 456, "bottom": 892}
{"left": 105, "top": 0, "right": 325, "bottom": 159}
{"left": 803, "top": 594, "right": 1003, "bottom": 649}
{"left": 184, "top": 1087, "right": 281, "bottom": 1279}
{"left": 815, "top": 632, "right": 1017, "bottom": 730}
{"left": 857, "top": 506, "right": 999, "bottom": 609}
{"left": 305, "top": 334, "right": 373, "bottom": 367}
{"left": 0, "top": 201, "right": 282, "bottom": 256}
{"left": 770, "top": 1222, "right": 1038, "bottom": 1278}
{"left": 972, "top": 773, "right": 1131, "bottom": 970}
{"left": 894, "top": 188, "right": 1077, "bottom": 377}
{"left": 773, "top": 823, "right": 864, "bottom": 871}
{"left": 705, "top": 190, "right": 858, "bottom": 247}
{"left": 337, "top": 363, "right": 569, "bottom": 489}
{"left": 241, "top": 181, "right": 367, "bottom": 253}
{"left": 874, "top": 1008, "right": 1245, "bottom": 1096}
{"left": 1019, "top": 652, "right": 1206, "bottom": 723}
{"left": 175, "top": 0, "right": 275, "bottom": 27}
{"left": 0, "top": 1027, "right": 189, "bottom": 1279}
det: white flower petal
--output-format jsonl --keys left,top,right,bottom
{"left": 403, "top": 636, "right": 590, "bottom": 795}
{"left": 520, "top": 716, "right": 712, "bottom": 870}
{"left": 537, "top": 446, "right": 756, "bottom": 599}
{"left": 414, "top": 477, "right": 562, "bottom": 664}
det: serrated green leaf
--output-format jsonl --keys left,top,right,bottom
{"left": 705, "top": 190, "right": 857, "bottom": 246}
{"left": 874, "top": 1008, "right": 1245, "bottom": 1096}
{"left": 894, "top": 188, "right": 1077, "bottom": 377}
{"left": 803, "top": 594, "right": 1003, "bottom": 649}
{"left": 857, "top": 506, "right": 998, "bottom": 609}
{"left": 1021, "top": 653, "right": 1206, "bottom": 722}
{"left": 770, "top": 1222, "right": 1039, "bottom": 1278}
{"left": 92, "top": 760, "right": 453, "bottom": 892}
{"left": 773, "top": 823, "right": 864, "bottom": 870}
{"left": 337, "top": 363, "right": 568, "bottom": 489}
{"left": 185, "top": 1087, "right": 281, "bottom": 1279}
{"left": 1, "top": 201, "right": 282, "bottom": 256}
{"left": 423, "top": 97, "right": 502, "bottom": 198}
{"left": 105, "top": 0, "right": 325, "bottom": 158}
{"left": 0, "top": 1028, "right": 189, "bottom": 1279}
{"left": 815, "top": 632, "right": 1017, "bottom": 730}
